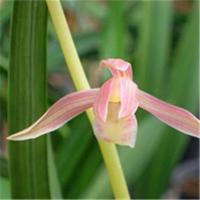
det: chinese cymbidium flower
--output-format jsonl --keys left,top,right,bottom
{"left": 8, "top": 58, "right": 200, "bottom": 147}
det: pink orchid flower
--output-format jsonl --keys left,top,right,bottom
{"left": 7, "top": 58, "right": 200, "bottom": 147}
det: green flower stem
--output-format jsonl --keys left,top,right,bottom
{"left": 46, "top": 0, "right": 130, "bottom": 199}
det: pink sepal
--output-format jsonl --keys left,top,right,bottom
{"left": 119, "top": 78, "right": 139, "bottom": 118}
{"left": 7, "top": 89, "right": 99, "bottom": 141}
{"left": 93, "top": 79, "right": 113, "bottom": 122}
{"left": 137, "top": 89, "right": 200, "bottom": 138}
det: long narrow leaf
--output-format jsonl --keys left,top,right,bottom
{"left": 136, "top": 1, "right": 172, "bottom": 95}
{"left": 100, "top": 1, "right": 126, "bottom": 81}
{"left": 0, "top": 176, "right": 10, "bottom": 199}
{"left": 134, "top": 5, "right": 199, "bottom": 198}
{"left": 8, "top": 1, "right": 61, "bottom": 198}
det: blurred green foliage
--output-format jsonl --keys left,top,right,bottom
{"left": 0, "top": 0, "right": 199, "bottom": 199}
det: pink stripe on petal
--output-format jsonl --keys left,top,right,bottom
{"left": 30, "top": 105, "right": 91, "bottom": 137}
{"left": 7, "top": 89, "right": 99, "bottom": 141}
{"left": 93, "top": 79, "right": 113, "bottom": 122}
{"left": 119, "top": 78, "right": 139, "bottom": 118}
{"left": 100, "top": 58, "right": 133, "bottom": 79}
{"left": 137, "top": 89, "right": 200, "bottom": 138}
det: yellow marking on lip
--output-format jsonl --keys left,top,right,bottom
{"left": 109, "top": 78, "right": 121, "bottom": 102}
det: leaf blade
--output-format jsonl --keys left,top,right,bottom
{"left": 8, "top": 0, "right": 61, "bottom": 198}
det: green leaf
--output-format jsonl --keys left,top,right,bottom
{"left": 100, "top": 1, "right": 127, "bottom": 81}
{"left": 134, "top": 6, "right": 199, "bottom": 198}
{"left": 0, "top": 0, "right": 12, "bottom": 56}
{"left": 0, "top": 176, "right": 11, "bottom": 199}
{"left": 0, "top": 156, "right": 8, "bottom": 178}
{"left": 48, "top": 138, "right": 62, "bottom": 199}
{"left": 100, "top": 1, "right": 126, "bottom": 59}
{"left": 65, "top": 140, "right": 101, "bottom": 198}
{"left": 136, "top": 1, "right": 173, "bottom": 95}
{"left": 0, "top": 54, "right": 8, "bottom": 72}
{"left": 8, "top": 1, "right": 61, "bottom": 198}
{"left": 170, "top": 5, "right": 199, "bottom": 106}
{"left": 55, "top": 114, "right": 93, "bottom": 188}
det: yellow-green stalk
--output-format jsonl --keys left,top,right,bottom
{"left": 46, "top": 0, "right": 130, "bottom": 199}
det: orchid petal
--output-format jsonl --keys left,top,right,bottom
{"left": 93, "top": 79, "right": 113, "bottom": 122}
{"left": 100, "top": 58, "right": 132, "bottom": 79}
{"left": 119, "top": 78, "right": 139, "bottom": 118}
{"left": 137, "top": 89, "right": 200, "bottom": 138}
{"left": 7, "top": 89, "right": 99, "bottom": 141}
{"left": 94, "top": 102, "right": 138, "bottom": 147}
